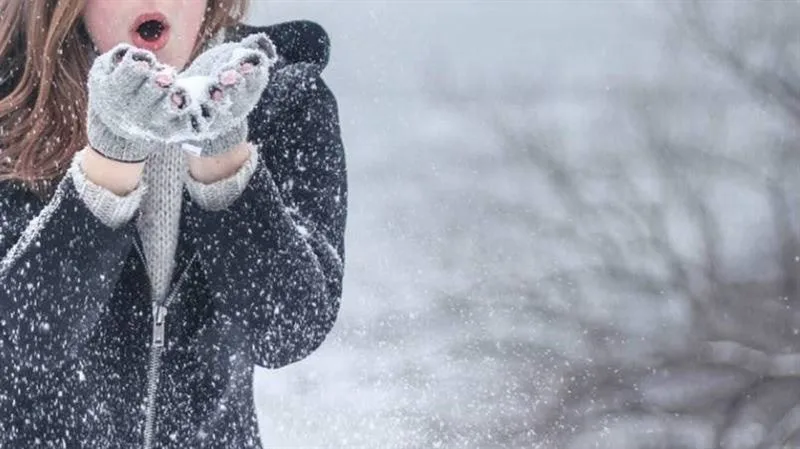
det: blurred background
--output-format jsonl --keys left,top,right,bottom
{"left": 246, "top": 1, "right": 800, "bottom": 448}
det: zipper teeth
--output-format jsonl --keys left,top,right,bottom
{"left": 134, "top": 239, "right": 198, "bottom": 308}
{"left": 165, "top": 252, "right": 198, "bottom": 308}
{"left": 136, "top": 236, "right": 198, "bottom": 449}
{"left": 133, "top": 237, "right": 157, "bottom": 449}
{"left": 142, "top": 344, "right": 164, "bottom": 449}
{"left": 133, "top": 239, "right": 151, "bottom": 290}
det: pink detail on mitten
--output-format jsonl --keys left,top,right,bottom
{"left": 155, "top": 72, "right": 174, "bottom": 87}
{"left": 171, "top": 92, "right": 186, "bottom": 108}
{"left": 220, "top": 70, "right": 240, "bottom": 86}
{"left": 210, "top": 87, "right": 224, "bottom": 102}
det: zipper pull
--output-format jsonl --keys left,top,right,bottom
{"left": 153, "top": 305, "right": 168, "bottom": 348}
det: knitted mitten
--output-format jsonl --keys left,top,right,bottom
{"left": 169, "top": 33, "right": 278, "bottom": 157}
{"left": 86, "top": 44, "right": 186, "bottom": 163}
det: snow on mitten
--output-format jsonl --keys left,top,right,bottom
{"left": 170, "top": 33, "right": 277, "bottom": 158}
{"left": 86, "top": 44, "right": 187, "bottom": 163}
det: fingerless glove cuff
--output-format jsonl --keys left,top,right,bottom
{"left": 182, "top": 122, "right": 248, "bottom": 159}
{"left": 86, "top": 111, "right": 156, "bottom": 163}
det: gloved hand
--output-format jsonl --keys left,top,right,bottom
{"left": 169, "top": 33, "right": 278, "bottom": 158}
{"left": 86, "top": 44, "right": 186, "bottom": 163}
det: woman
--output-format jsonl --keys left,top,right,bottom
{"left": 0, "top": 0, "right": 347, "bottom": 447}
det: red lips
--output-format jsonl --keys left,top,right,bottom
{"left": 130, "top": 12, "right": 170, "bottom": 52}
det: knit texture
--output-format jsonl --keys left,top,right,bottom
{"left": 182, "top": 122, "right": 250, "bottom": 160}
{"left": 86, "top": 110, "right": 161, "bottom": 163}
{"left": 70, "top": 29, "right": 264, "bottom": 304}
{"left": 69, "top": 143, "right": 258, "bottom": 303}
{"left": 177, "top": 32, "right": 277, "bottom": 158}
{"left": 0, "top": 20, "right": 344, "bottom": 449}
{"left": 86, "top": 46, "right": 182, "bottom": 163}
{"left": 135, "top": 146, "right": 185, "bottom": 303}
{"left": 140, "top": 144, "right": 259, "bottom": 302}
{"left": 183, "top": 143, "right": 260, "bottom": 211}
{"left": 68, "top": 147, "right": 149, "bottom": 229}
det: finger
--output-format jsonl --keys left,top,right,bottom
{"left": 218, "top": 69, "right": 241, "bottom": 87}
{"left": 170, "top": 88, "right": 189, "bottom": 111}
{"left": 111, "top": 48, "right": 157, "bottom": 93}
{"left": 240, "top": 33, "right": 277, "bottom": 62}
{"left": 218, "top": 49, "right": 271, "bottom": 92}
{"left": 209, "top": 84, "right": 225, "bottom": 101}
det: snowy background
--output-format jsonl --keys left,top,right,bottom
{"left": 247, "top": 1, "right": 800, "bottom": 448}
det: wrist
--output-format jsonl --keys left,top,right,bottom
{"left": 81, "top": 146, "right": 146, "bottom": 196}
{"left": 186, "top": 140, "right": 253, "bottom": 184}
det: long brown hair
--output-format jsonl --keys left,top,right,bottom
{"left": 0, "top": 0, "right": 250, "bottom": 200}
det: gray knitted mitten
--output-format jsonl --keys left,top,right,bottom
{"left": 170, "top": 33, "right": 278, "bottom": 158}
{"left": 86, "top": 44, "right": 187, "bottom": 163}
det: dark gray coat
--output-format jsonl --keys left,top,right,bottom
{"left": 0, "top": 20, "right": 347, "bottom": 448}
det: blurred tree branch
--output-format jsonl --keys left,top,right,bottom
{"left": 424, "top": 1, "right": 800, "bottom": 447}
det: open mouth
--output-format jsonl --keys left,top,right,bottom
{"left": 130, "top": 12, "right": 170, "bottom": 52}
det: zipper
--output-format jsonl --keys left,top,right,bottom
{"left": 134, "top": 237, "right": 198, "bottom": 449}
{"left": 142, "top": 312, "right": 165, "bottom": 449}
{"left": 132, "top": 238, "right": 152, "bottom": 294}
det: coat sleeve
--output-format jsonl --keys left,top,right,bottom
{"left": 0, "top": 163, "right": 141, "bottom": 373}
{"left": 183, "top": 66, "right": 348, "bottom": 369}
